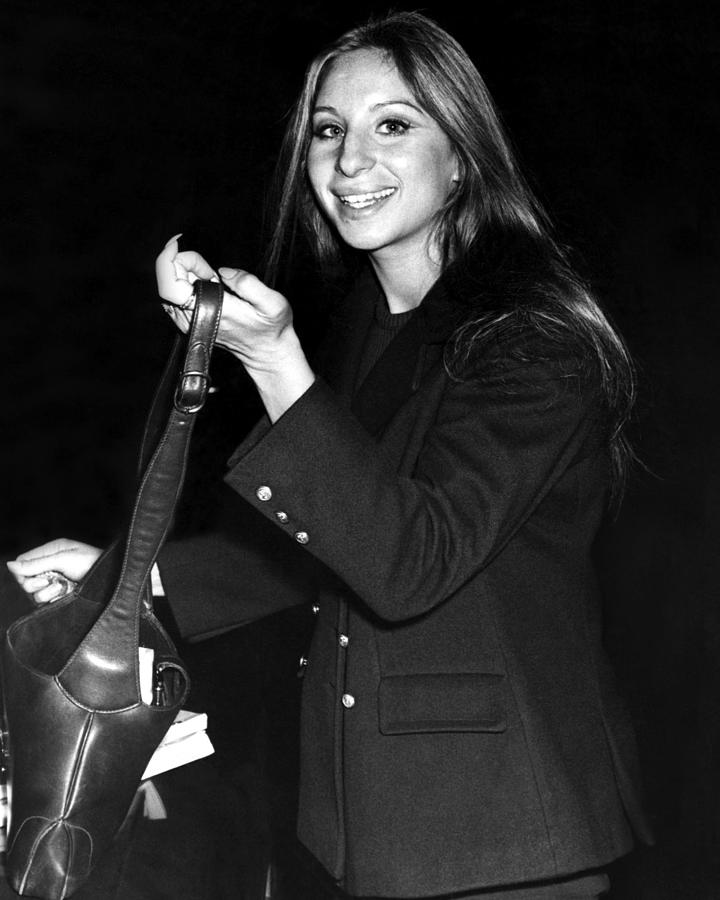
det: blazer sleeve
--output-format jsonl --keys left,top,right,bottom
{"left": 157, "top": 492, "right": 319, "bottom": 641}
{"left": 223, "top": 346, "right": 608, "bottom": 624}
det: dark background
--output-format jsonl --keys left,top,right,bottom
{"left": 2, "top": 0, "right": 719, "bottom": 897}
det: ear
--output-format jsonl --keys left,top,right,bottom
{"left": 450, "top": 151, "right": 462, "bottom": 185}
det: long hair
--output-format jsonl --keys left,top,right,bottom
{"left": 264, "top": 11, "right": 636, "bottom": 500}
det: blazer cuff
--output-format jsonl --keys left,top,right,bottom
{"left": 223, "top": 377, "right": 356, "bottom": 552}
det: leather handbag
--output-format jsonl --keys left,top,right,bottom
{"left": 0, "top": 280, "right": 223, "bottom": 899}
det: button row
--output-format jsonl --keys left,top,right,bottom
{"left": 255, "top": 486, "right": 309, "bottom": 544}
{"left": 298, "top": 635, "right": 352, "bottom": 706}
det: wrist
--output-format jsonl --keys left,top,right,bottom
{"left": 239, "top": 327, "right": 304, "bottom": 378}
{"left": 247, "top": 338, "right": 316, "bottom": 423}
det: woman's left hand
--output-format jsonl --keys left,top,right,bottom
{"left": 156, "top": 235, "right": 315, "bottom": 421}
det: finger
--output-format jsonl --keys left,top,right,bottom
{"left": 13, "top": 572, "right": 55, "bottom": 592}
{"left": 8, "top": 559, "right": 56, "bottom": 582}
{"left": 162, "top": 302, "right": 191, "bottom": 334}
{"left": 14, "top": 538, "right": 77, "bottom": 561}
{"left": 7, "top": 567, "right": 75, "bottom": 602}
{"left": 155, "top": 233, "right": 183, "bottom": 283}
{"left": 174, "top": 250, "right": 216, "bottom": 281}
{"left": 6, "top": 562, "right": 32, "bottom": 588}
{"left": 157, "top": 258, "right": 195, "bottom": 308}
{"left": 8, "top": 555, "right": 66, "bottom": 578}
{"left": 32, "top": 581, "right": 72, "bottom": 605}
{"left": 157, "top": 238, "right": 217, "bottom": 306}
{"left": 7, "top": 556, "right": 65, "bottom": 583}
{"left": 218, "top": 268, "right": 286, "bottom": 316}
{"left": 156, "top": 237, "right": 194, "bottom": 307}
{"left": 8, "top": 546, "right": 98, "bottom": 582}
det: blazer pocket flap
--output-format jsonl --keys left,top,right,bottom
{"left": 378, "top": 673, "right": 507, "bottom": 734}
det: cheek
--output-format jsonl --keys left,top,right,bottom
{"left": 427, "top": 148, "right": 458, "bottom": 196}
{"left": 396, "top": 145, "right": 456, "bottom": 200}
{"left": 305, "top": 159, "right": 320, "bottom": 198}
{"left": 421, "top": 170, "right": 456, "bottom": 214}
{"left": 306, "top": 147, "right": 332, "bottom": 196}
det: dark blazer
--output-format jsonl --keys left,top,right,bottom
{"left": 160, "top": 264, "right": 651, "bottom": 897}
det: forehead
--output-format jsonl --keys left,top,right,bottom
{"left": 314, "top": 48, "right": 414, "bottom": 108}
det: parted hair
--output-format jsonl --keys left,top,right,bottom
{"left": 264, "top": 10, "right": 636, "bottom": 499}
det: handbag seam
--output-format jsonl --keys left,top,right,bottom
{"left": 62, "top": 712, "right": 94, "bottom": 818}
{"left": 54, "top": 677, "right": 140, "bottom": 714}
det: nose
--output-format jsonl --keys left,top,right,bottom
{"left": 336, "top": 130, "right": 375, "bottom": 178}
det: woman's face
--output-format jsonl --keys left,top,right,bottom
{"left": 306, "top": 49, "right": 458, "bottom": 265}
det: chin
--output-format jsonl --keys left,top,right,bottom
{"left": 335, "top": 224, "right": 395, "bottom": 253}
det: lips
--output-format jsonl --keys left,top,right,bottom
{"left": 338, "top": 187, "right": 396, "bottom": 209}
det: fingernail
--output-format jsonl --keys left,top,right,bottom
{"left": 218, "top": 267, "right": 237, "bottom": 279}
{"left": 165, "top": 233, "right": 183, "bottom": 247}
{"left": 6, "top": 560, "right": 19, "bottom": 572}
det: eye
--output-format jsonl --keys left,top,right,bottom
{"left": 378, "top": 118, "right": 410, "bottom": 136}
{"left": 312, "top": 121, "right": 344, "bottom": 140}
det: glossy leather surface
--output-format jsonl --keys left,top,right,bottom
{"left": 1, "top": 282, "right": 223, "bottom": 898}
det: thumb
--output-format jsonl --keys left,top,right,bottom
{"left": 218, "top": 268, "right": 288, "bottom": 317}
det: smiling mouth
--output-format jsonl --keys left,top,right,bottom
{"left": 338, "top": 188, "right": 396, "bottom": 210}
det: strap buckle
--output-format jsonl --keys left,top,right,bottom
{"left": 174, "top": 368, "right": 210, "bottom": 414}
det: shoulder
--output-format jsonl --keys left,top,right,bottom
{"left": 446, "top": 305, "right": 601, "bottom": 395}
{"left": 441, "top": 232, "right": 604, "bottom": 388}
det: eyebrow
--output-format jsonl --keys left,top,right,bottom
{"left": 373, "top": 99, "right": 425, "bottom": 114}
{"left": 312, "top": 99, "right": 426, "bottom": 116}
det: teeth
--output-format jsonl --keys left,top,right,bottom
{"left": 340, "top": 188, "right": 395, "bottom": 209}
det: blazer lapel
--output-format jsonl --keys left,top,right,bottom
{"left": 351, "top": 266, "right": 470, "bottom": 437}
{"left": 350, "top": 314, "right": 436, "bottom": 435}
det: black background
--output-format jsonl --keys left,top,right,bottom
{"left": 2, "top": 0, "right": 719, "bottom": 896}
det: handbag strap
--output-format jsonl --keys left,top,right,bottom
{"left": 60, "top": 281, "right": 223, "bottom": 706}
{"left": 117, "top": 279, "right": 223, "bottom": 594}
{"left": 138, "top": 281, "right": 221, "bottom": 475}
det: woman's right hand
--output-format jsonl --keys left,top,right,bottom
{"left": 6, "top": 539, "right": 102, "bottom": 604}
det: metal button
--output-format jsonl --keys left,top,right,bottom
{"left": 256, "top": 486, "right": 272, "bottom": 502}
{"left": 341, "top": 693, "right": 355, "bottom": 709}
{"left": 339, "top": 634, "right": 349, "bottom": 648}
{"left": 298, "top": 655, "right": 308, "bottom": 668}
{"left": 275, "top": 511, "right": 289, "bottom": 523}
{"left": 311, "top": 604, "right": 320, "bottom": 615}
{"left": 294, "top": 531, "right": 309, "bottom": 544}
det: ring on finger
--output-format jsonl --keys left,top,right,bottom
{"left": 36, "top": 571, "right": 77, "bottom": 603}
{"left": 180, "top": 287, "right": 197, "bottom": 311}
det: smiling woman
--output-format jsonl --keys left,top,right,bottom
{"left": 306, "top": 49, "right": 460, "bottom": 309}
{"left": 9, "top": 10, "right": 650, "bottom": 900}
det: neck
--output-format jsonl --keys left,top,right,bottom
{"left": 368, "top": 245, "right": 444, "bottom": 314}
